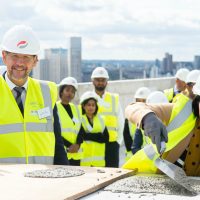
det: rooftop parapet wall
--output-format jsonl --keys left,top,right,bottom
{"left": 75, "top": 77, "right": 175, "bottom": 113}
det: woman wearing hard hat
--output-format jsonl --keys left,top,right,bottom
{"left": 57, "top": 77, "right": 83, "bottom": 166}
{"left": 80, "top": 91, "right": 109, "bottom": 167}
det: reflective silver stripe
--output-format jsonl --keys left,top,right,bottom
{"left": 176, "top": 158, "right": 184, "bottom": 166}
{"left": 0, "top": 122, "right": 53, "bottom": 134}
{"left": 62, "top": 128, "right": 78, "bottom": 134}
{"left": 28, "top": 156, "right": 53, "bottom": 164}
{"left": 0, "top": 156, "right": 54, "bottom": 164}
{"left": 81, "top": 156, "right": 104, "bottom": 162}
{"left": 97, "top": 114, "right": 105, "bottom": 130}
{"left": 74, "top": 105, "right": 81, "bottom": 121}
{"left": 112, "top": 95, "right": 116, "bottom": 113}
{"left": 74, "top": 105, "right": 81, "bottom": 134}
{"left": 0, "top": 123, "right": 24, "bottom": 134}
{"left": 0, "top": 157, "right": 26, "bottom": 164}
{"left": 39, "top": 81, "right": 53, "bottom": 132}
{"left": 167, "top": 100, "right": 192, "bottom": 132}
{"left": 26, "top": 122, "right": 53, "bottom": 132}
{"left": 82, "top": 117, "right": 93, "bottom": 132}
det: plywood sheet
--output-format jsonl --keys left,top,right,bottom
{"left": 0, "top": 164, "right": 136, "bottom": 200}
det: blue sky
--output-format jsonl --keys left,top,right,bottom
{"left": 1, "top": 0, "right": 200, "bottom": 61}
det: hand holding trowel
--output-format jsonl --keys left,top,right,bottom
{"left": 142, "top": 113, "right": 198, "bottom": 195}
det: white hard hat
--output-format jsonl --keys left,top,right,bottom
{"left": 146, "top": 91, "right": 168, "bottom": 103}
{"left": 80, "top": 91, "right": 98, "bottom": 104}
{"left": 58, "top": 77, "right": 78, "bottom": 90}
{"left": 192, "top": 75, "right": 200, "bottom": 95}
{"left": 91, "top": 67, "right": 109, "bottom": 79}
{"left": 175, "top": 68, "right": 190, "bottom": 82}
{"left": 134, "top": 87, "right": 151, "bottom": 99}
{"left": 0, "top": 65, "right": 7, "bottom": 75}
{"left": 1, "top": 25, "right": 40, "bottom": 55}
{"left": 186, "top": 70, "right": 200, "bottom": 83}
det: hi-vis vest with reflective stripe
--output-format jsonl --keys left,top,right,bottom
{"left": 164, "top": 88, "right": 174, "bottom": 102}
{"left": 98, "top": 92, "right": 119, "bottom": 142}
{"left": 81, "top": 114, "right": 106, "bottom": 167}
{"left": 123, "top": 94, "right": 196, "bottom": 173}
{"left": 0, "top": 76, "right": 57, "bottom": 164}
{"left": 57, "top": 102, "right": 83, "bottom": 160}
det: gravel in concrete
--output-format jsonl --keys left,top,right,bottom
{"left": 24, "top": 167, "right": 85, "bottom": 178}
{"left": 104, "top": 174, "right": 200, "bottom": 196}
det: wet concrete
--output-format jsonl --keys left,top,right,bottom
{"left": 104, "top": 174, "right": 200, "bottom": 196}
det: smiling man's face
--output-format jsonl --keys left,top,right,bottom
{"left": 2, "top": 51, "right": 37, "bottom": 86}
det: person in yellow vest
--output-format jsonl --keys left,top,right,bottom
{"left": 57, "top": 77, "right": 83, "bottom": 166}
{"left": 91, "top": 67, "right": 124, "bottom": 167}
{"left": 80, "top": 91, "right": 109, "bottom": 167}
{"left": 123, "top": 76, "right": 200, "bottom": 176}
{"left": 123, "top": 87, "right": 151, "bottom": 161}
{"left": 164, "top": 68, "right": 189, "bottom": 102}
{"left": 0, "top": 25, "right": 68, "bottom": 165}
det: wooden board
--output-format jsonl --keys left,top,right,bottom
{"left": 0, "top": 164, "right": 136, "bottom": 200}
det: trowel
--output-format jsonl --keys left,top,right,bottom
{"left": 145, "top": 144, "right": 198, "bottom": 195}
{"left": 155, "top": 157, "right": 197, "bottom": 195}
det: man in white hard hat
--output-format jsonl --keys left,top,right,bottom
{"left": 123, "top": 76, "right": 200, "bottom": 176}
{"left": 164, "top": 68, "right": 189, "bottom": 102}
{"left": 0, "top": 25, "right": 68, "bottom": 165}
{"left": 91, "top": 67, "right": 124, "bottom": 167}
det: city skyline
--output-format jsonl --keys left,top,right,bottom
{"left": 1, "top": 0, "right": 200, "bottom": 61}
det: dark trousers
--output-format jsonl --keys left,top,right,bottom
{"left": 69, "top": 159, "right": 80, "bottom": 166}
{"left": 105, "top": 141, "right": 119, "bottom": 168}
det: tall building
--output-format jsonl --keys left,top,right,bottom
{"left": 68, "top": 37, "right": 82, "bottom": 82}
{"left": 194, "top": 55, "right": 200, "bottom": 69}
{"left": 161, "top": 53, "right": 173, "bottom": 74}
{"left": 33, "top": 48, "right": 68, "bottom": 83}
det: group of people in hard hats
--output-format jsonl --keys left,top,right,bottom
{"left": 0, "top": 24, "right": 200, "bottom": 176}
{"left": 123, "top": 68, "right": 200, "bottom": 176}
{"left": 0, "top": 23, "right": 123, "bottom": 168}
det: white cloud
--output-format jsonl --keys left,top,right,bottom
{"left": 1, "top": 0, "right": 200, "bottom": 60}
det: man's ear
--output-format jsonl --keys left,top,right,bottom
{"left": 2, "top": 51, "right": 7, "bottom": 64}
{"left": 33, "top": 55, "right": 38, "bottom": 67}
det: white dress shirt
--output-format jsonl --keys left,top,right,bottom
{"left": 5, "top": 72, "right": 28, "bottom": 106}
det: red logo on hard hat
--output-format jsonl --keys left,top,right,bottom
{"left": 17, "top": 41, "right": 28, "bottom": 48}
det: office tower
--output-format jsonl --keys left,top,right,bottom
{"left": 194, "top": 55, "right": 200, "bottom": 69}
{"left": 33, "top": 48, "right": 68, "bottom": 83}
{"left": 68, "top": 37, "right": 82, "bottom": 82}
{"left": 161, "top": 53, "right": 173, "bottom": 74}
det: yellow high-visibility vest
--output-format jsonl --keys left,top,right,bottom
{"left": 98, "top": 92, "right": 119, "bottom": 142}
{"left": 0, "top": 76, "right": 57, "bottom": 164}
{"left": 57, "top": 102, "right": 83, "bottom": 160}
{"left": 123, "top": 94, "right": 196, "bottom": 173}
{"left": 81, "top": 114, "right": 106, "bottom": 167}
{"left": 164, "top": 88, "right": 174, "bottom": 102}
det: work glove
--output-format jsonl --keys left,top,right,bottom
{"left": 142, "top": 113, "right": 168, "bottom": 154}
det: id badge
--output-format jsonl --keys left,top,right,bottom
{"left": 37, "top": 107, "right": 51, "bottom": 119}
